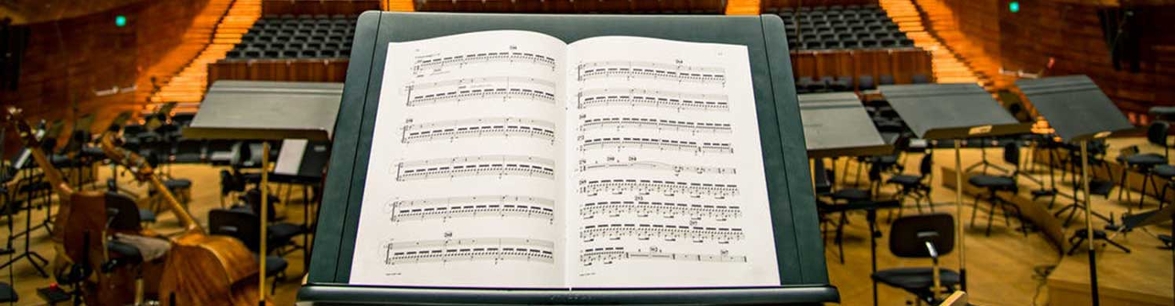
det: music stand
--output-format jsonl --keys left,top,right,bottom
{"left": 298, "top": 12, "right": 839, "bottom": 305}
{"left": 878, "top": 83, "right": 1032, "bottom": 292}
{"left": 799, "top": 92, "right": 894, "bottom": 306}
{"left": 1016, "top": 75, "right": 1135, "bottom": 306}
{"left": 183, "top": 80, "right": 342, "bottom": 306}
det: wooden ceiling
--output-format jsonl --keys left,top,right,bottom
{"left": 0, "top": 0, "right": 150, "bottom": 24}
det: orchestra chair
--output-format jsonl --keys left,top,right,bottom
{"left": 208, "top": 209, "right": 289, "bottom": 295}
{"left": 1115, "top": 121, "right": 1170, "bottom": 209}
{"left": 822, "top": 164, "right": 882, "bottom": 264}
{"left": 967, "top": 142, "right": 1030, "bottom": 237}
{"left": 886, "top": 152, "right": 934, "bottom": 220}
{"left": 1054, "top": 142, "right": 1115, "bottom": 227}
{"left": 812, "top": 160, "right": 843, "bottom": 262}
{"left": 872, "top": 214, "right": 959, "bottom": 305}
{"left": 0, "top": 282, "right": 15, "bottom": 303}
{"left": 240, "top": 189, "right": 308, "bottom": 258}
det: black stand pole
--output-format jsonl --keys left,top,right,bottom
{"left": 1080, "top": 141, "right": 1100, "bottom": 305}
{"left": 868, "top": 209, "right": 879, "bottom": 306}
{"left": 0, "top": 169, "right": 50, "bottom": 277}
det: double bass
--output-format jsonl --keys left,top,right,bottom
{"left": 4, "top": 107, "right": 163, "bottom": 305}
{"left": 99, "top": 129, "right": 264, "bottom": 305}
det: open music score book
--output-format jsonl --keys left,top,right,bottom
{"left": 350, "top": 30, "right": 780, "bottom": 288}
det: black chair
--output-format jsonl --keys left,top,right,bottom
{"left": 879, "top": 74, "right": 896, "bottom": 85}
{"left": 1116, "top": 121, "right": 1170, "bottom": 209}
{"left": 887, "top": 152, "right": 934, "bottom": 218}
{"left": 858, "top": 75, "right": 876, "bottom": 90}
{"left": 207, "top": 209, "right": 290, "bottom": 295}
{"left": 818, "top": 76, "right": 835, "bottom": 92}
{"left": 240, "top": 189, "right": 309, "bottom": 258}
{"left": 967, "top": 142, "right": 1030, "bottom": 237}
{"left": 872, "top": 214, "right": 959, "bottom": 304}
{"left": 796, "top": 76, "right": 819, "bottom": 93}
{"left": 830, "top": 76, "right": 853, "bottom": 92}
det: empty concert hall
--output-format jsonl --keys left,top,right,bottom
{"left": 0, "top": 0, "right": 1172, "bottom": 305}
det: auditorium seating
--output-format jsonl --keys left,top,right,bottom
{"left": 774, "top": 4, "right": 914, "bottom": 51}
{"left": 414, "top": 0, "right": 725, "bottom": 14}
{"left": 225, "top": 15, "right": 356, "bottom": 60}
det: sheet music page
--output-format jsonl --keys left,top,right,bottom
{"left": 350, "top": 31, "right": 568, "bottom": 287}
{"left": 563, "top": 37, "right": 780, "bottom": 287}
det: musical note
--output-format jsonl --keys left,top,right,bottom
{"left": 579, "top": 200, "right": 741, "bottom": 220}
{"left": 384, "top": 237, "right": 556, "bottom": 265}
{"left": 581, "top": 137, "right": 733, "bottom": 154}
{"left": 577, "top": 88, "right": 729, "bottom": 111}
{"left": 580, "top": 247, "right": 747, "bottom": 266}
{"left": 576, "top": 60, "right": 725, "bottom": 84}
{"left": 386, "top": 195, "right": 555, "bottom": 222}
{"left": 395, "top": 155, "right": 555, "bottom": 181}
{"left": 580, "top": 117, "right": 732, "bottom": 134}
{"left": 578, "top": 178, "right": 739, "bottom": 198}
{"left": 579, "top": 223, "right": 745, "bottom": 242}
{"left": 413, "top": 51, "right": 557, "bottom": 72}
{"left": 401, "top": 117, "right": 556, "bottom": 143}
{"left": 581, "top": 159, "right": 737, "bottom": 175}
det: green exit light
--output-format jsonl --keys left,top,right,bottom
{"left": 115, "top": 15, "right": 127, "bottom": 27}
{"left": 1009, "top": 1, "right": 1020, "bottom": 13}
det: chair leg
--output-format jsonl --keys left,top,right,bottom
{"left": 1139, "top": 172, "right": 1152, "bottom": 209}
{"left": 986, "top": 200, "right": 996, "bottom": 237}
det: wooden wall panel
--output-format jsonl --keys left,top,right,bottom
{"left": 916, "top": 0, "right": 1007, "bottom": 87}
{"left": 791, "top": 48, "right": 933, "bottom": 88}
{"left": 207, "top": 59, "right": 349, "bottom": 84}
{"left": 996, "top": 1, "right": 1175, "bottom": 124}
{"left": 262, "top": 0, "right": 380, "bottom": 16}
{"left": 0, "top": 0, "right": 211, "bottom": 155}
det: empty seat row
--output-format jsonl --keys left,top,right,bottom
{"left": 227, "top": 49, "right": 350, "bottom": 59}
{"left": 793, "top": 31, "right": 909, "bottom": 42}
{"left": 791, "top": 39, "right": 916, "bottom": 50}
{"left": 766, "top": 4, "right": 881, "bottom": 13}
{"left": 237, "top": 42, "right": 351, "bottom": 52}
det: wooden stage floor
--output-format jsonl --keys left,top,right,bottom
{"left": 1, "top": 137, "right": 1171, "bottom": 305}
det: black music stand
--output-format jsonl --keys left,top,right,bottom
{"left": 1016, "top": 75, "right": 1135, "bottom": 306}
{"left": 183, "top": 80, "right": 341, "bottom": 306}
{"left": 878, "top": 83, "right": 1032, "bottom": 292}
{"left": 299, "top": 12, "right": 838, "bottom": 305}
{"left": 799, "top": 92, "right": 894, "bottom": 306}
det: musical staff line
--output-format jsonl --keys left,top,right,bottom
{"left": 577, "top": 61, "right": 725, "bottom": 84}
{"left": 581, "top": 160, "right": 737, "bottom": 175}
{"left": 406, "top": 76, "right": 554, "bottom": 91}
{"left": 386, "top": 195, "right": 555, "bottom": 222}
{"left": 580, "top": 117, "right": 731, "bottom": 134}
{"left": 402, "top": 117, "right": 556, "bottom": 143}
{"left": 395, "top": 155, "right": 555, "bottom": 181}
{"left": 580, "top": 200, "right": 741, "bottom": 220}
{"left": 577, "top": 89, "right": 729, "bottom": 111}
{"left": 580, "top": 247, "right": 747, "bottom": 266}
{"left": 384, "top": 238, "right": 555, "bottom": 265}
{"left": 579, "top": 178, "right": 739, "bottom": 198}
{"left": 414, "top": 52, "right": 556, "bottom": 71}
{"left": 582, "top": 137, "right": 733, "bottom": 154}
{"left": 580, "top": 223, "right": 745, "bottom": 242}
{"left": 408, "top": 86, "right": 556, "bottom": 106}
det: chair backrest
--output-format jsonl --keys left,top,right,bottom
{"left": 104, "top": 192, "right": 143, "bottom": 232}
{"left": 918, "top": 153, "right": 933, "bottom": 179}
{"left": 889, "top": 213, "right": 955, "bottom": 258}
{"left": 813, "top": 159, "right": 832, "bottom": 195}
{"left": 1002, "top": 141, "right": 1020, "bottom": 169}
{"left": 1146, "top": 120, "right": 1170, "bottom": 147}
{"left": 208, "top": 209, "right": 262, "bottom": 253}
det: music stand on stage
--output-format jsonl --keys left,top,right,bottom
{"left": 1017, "top": 75, "right": 1135, "bottom": 306}
{"left": 878, "top": 83, "right": 1032, "bottom": 292}
{"left": 184, "top": 80, "right": 342, "bottom": 306}
{"left": 298, "top": 12, "right": 839, "bottom": 305}
{"left": 799, "top": 92, "right": 895, "bottom": 306}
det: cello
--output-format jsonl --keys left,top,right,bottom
{"left": 99, "top": 130, "right": 265, "bottom": 305}
{"left": 4, "top": 107, "right": 163, "bottom": 305}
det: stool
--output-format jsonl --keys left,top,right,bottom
{"left": 967, "top": 175, "right": 1029, "bottom": 237}
{"left": 1117, "top": 153, "right": 1165, "bottom": 209}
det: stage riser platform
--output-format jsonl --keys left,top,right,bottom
{"left": 1032, "top": 148, "right": 1175, "bottom": 206}
{"left": 940, "top": 166, "right": 1068, "bottom": 251}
